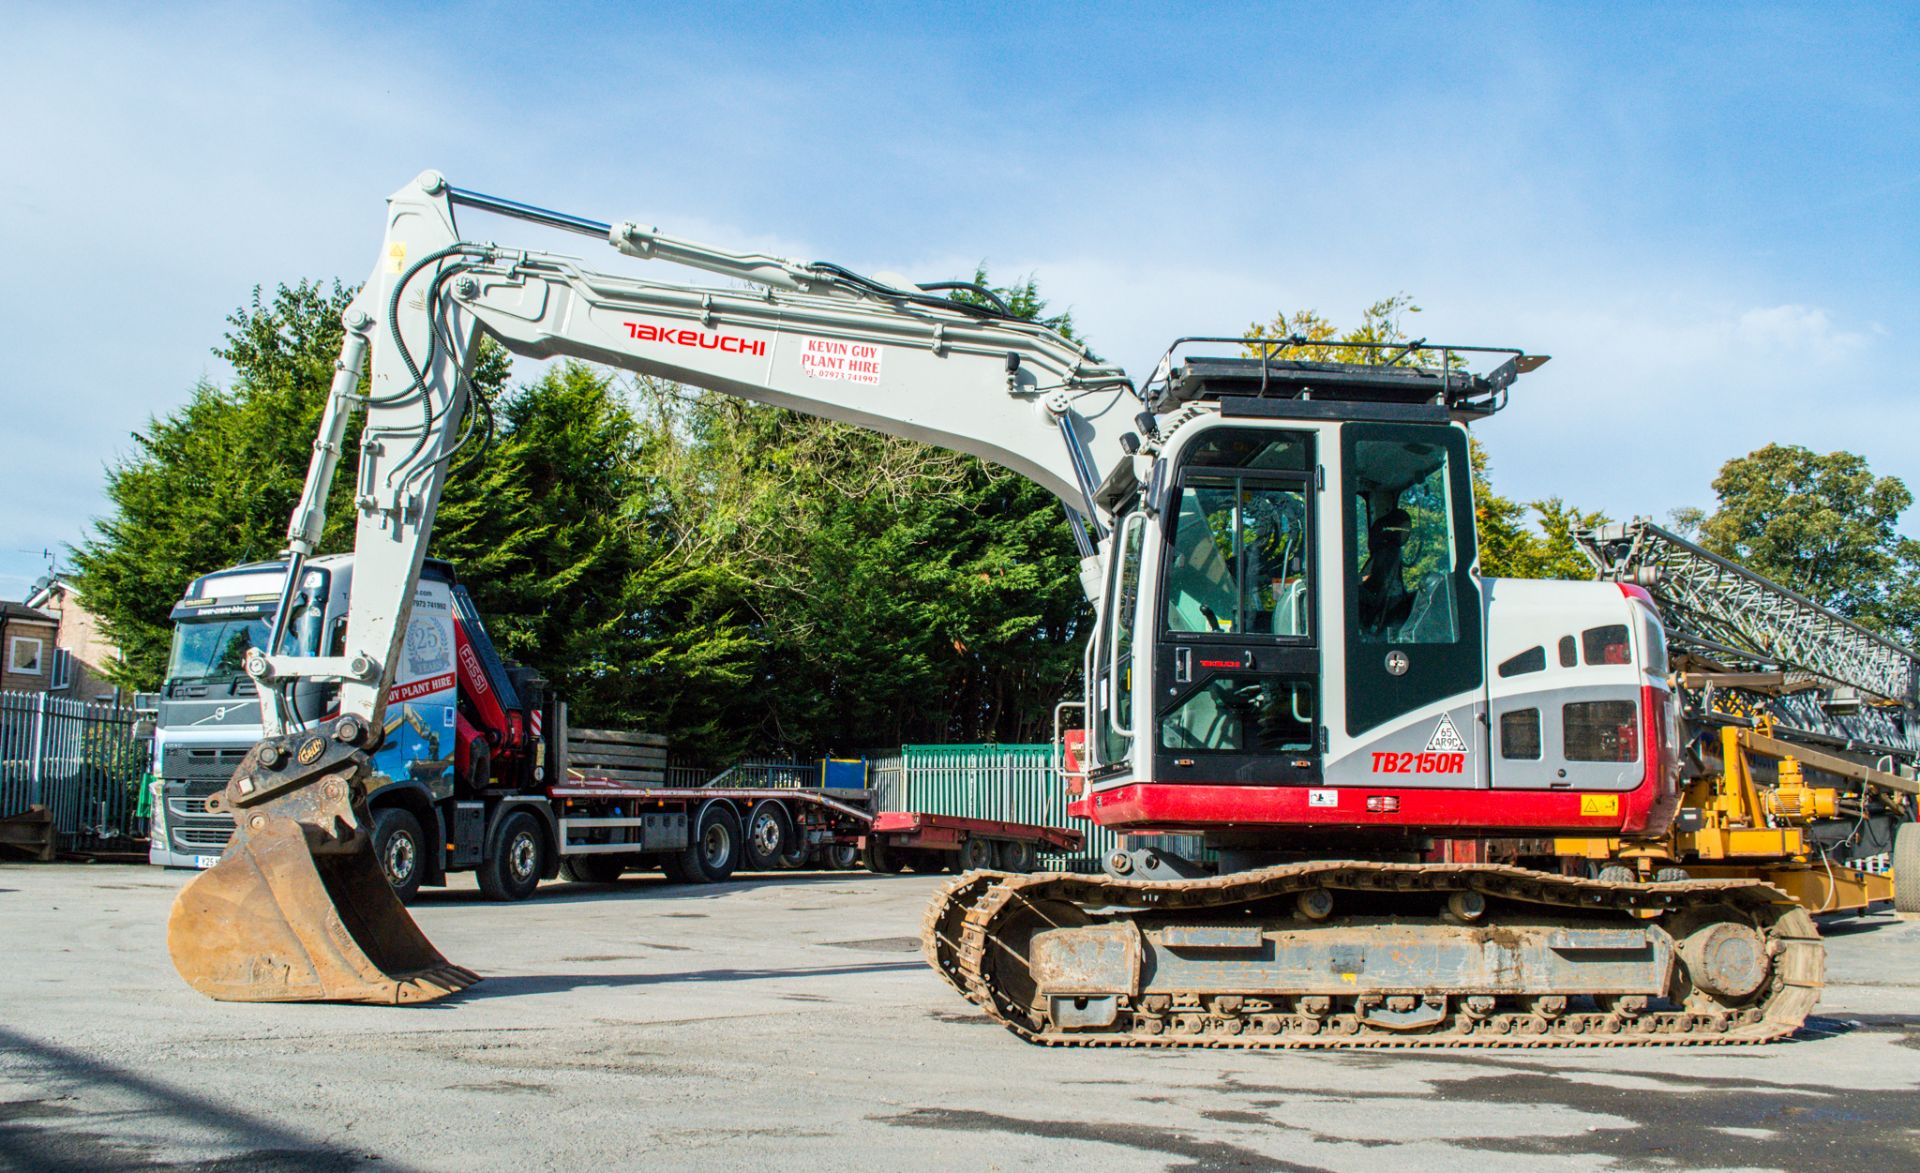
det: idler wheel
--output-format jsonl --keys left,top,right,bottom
{"left": 1679, "top": 922, "right": 1770, "bottom": 1000}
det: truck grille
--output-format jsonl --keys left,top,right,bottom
{"left": 163, "top": 745, "right": 248, "bottom": 853}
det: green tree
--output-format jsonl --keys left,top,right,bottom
{"left": 630, "top": 268, "right": 1091, "bottom": 753}
{"left": 1674, "top": 443, "right": 1920, "bottom": 640}
{"left": 67, "top": 284, "right": 680, "bottom": 720}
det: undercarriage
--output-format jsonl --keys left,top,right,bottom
{"left": 922, "top": 862, "right": 1823, "bottom": 1047}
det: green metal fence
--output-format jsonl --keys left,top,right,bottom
{"left": 869, "top": 744, "right": 1203, "bottom": 872}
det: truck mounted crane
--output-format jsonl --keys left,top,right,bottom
{"left": 169, "top": 172, "right": 1825, "bottom": 1047}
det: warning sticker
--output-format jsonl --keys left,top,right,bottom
{"left": 1424, "top": 713, "right": 1468, "bottom": 754}
{"left": 1308, "top": 789, "right": 1338, "bottom": 808}
{"left": 1580, "top": 794, "right": 1620, "bottom": 817}
{"left": 800, "top": 337, "right": 883, "bottom": 384}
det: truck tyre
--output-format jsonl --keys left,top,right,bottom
{"left": 996, "top": 838, "right": 1038, "bottom": 873}
{"left": 1896, "top": 823, "right": 1920, "bottom": 914}
{"left": 956, "top": 835, "right": 995, "bottom": 872}
{"left": 679, "top": 802, "right": 742, "bottom": 883}
{"left": 828, "top": 842, "right": 860, "bottom": 870}
{"left": 561, "top": 855, "right": 627, "bottom": 883}
{"left": 863, "top": 836, "right": 905, "bottom": 874}
{"left": 744, "top": 800, "right": 793, "bottom": 871}
{"left": 372, "top": 807, "right": 427, "bottom": 903}
{"left": 478, "top": 809, "right": 545, "bottom": 901}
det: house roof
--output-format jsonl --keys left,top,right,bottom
{"left": 0, "top": 601, "right": 55, "bottom": 624}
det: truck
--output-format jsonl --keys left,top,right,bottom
{"left": 168, "top": 171, "right": 1862, "bottom": 1046}
{"left": 151, "top": 554, "right": 557, "bottom": 899}
{"left": 152, "top": 556, "right": 1074, "bottom": 903}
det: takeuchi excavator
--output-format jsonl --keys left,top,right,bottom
{"left": 169, "top": 171, "right": 1825, "bottom": 1045}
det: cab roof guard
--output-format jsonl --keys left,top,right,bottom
{"left": 1142, "top": 335, "right": 1548, "bottom": 417}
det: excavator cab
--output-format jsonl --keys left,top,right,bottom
{"left": 1070, "top": 344, "right": 1674, "bottom": 852}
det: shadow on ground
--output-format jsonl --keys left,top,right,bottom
{"left": 0, "top": 1027, "right": 377, "bottom": 1172}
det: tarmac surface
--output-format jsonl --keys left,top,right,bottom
{"left": 2, "top": 862, "right": 1917, "bottom": 1172}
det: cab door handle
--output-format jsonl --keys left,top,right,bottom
{"left": 1174, "top": 646, "right": 1192, "bottom": 683}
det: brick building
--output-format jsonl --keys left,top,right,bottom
{"left": 8, "top": 579, "right": 122, "bottom": 701}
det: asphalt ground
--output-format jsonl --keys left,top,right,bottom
{"left": 2, "top": 862, "right": 1917, "bottom": 1172}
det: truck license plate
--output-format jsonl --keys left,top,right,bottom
{"left": 194, "top": 855, "right": 221, "bottom": 869}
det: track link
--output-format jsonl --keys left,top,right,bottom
{"left": 921, "top": 862, "right": 1824, "bottom": 1048}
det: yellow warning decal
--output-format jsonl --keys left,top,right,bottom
{"left": 1580, "top": 794, "right": 1620, "bottom": 817}
{"left": 387, "top": 242, "right": 407, "bottom": 274}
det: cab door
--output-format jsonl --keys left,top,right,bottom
{"left": 1334, "top": 422, "right": 1488, "bottom": 786}
{"left": 1151, "top": 439, "right": 1321, "bottom": 786}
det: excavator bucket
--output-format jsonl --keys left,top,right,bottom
{"left": 167, "top": 723, "right": 479, "bottom": 1004}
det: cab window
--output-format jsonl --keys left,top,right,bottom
{"left": 1164, "top": 480, "right": 1311, "bottom": 637}
{"left": 1350, "top": 438, "right": 1460, "bottom": 644}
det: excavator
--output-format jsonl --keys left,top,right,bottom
{"left": 170, "top": 171, "right": 1831, "bottom": 1045}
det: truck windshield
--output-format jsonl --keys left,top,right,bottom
{"left": 166, "top": 605, "right": 321, "bottom": 681}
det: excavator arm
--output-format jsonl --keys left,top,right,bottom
{"left": 169, "top": 171, "right": 1139, "bottom": 1004}
{"left": 266, "top": 171, "right": 1136, "bottom": 742}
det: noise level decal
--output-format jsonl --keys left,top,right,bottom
{"left": 1424, "top": 713, "right": 1468, "bottom": 754}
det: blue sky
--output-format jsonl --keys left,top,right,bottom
{"left": 2, "top": 1, "right": 1916, "bottom": 598}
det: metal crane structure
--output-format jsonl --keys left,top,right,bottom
{"left": 1561, "top": 520, "right": 1920, "bottom": 913}
{"left": 171, "top": 172, "right": 1826, "bottom": 1047}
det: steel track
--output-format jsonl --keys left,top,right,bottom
{"left": 921, "top": 863, "right": 1824, "bottom": 1048}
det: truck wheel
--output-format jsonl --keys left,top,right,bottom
{"left": 561, "top": 856, "right": 626, "bottom": 883}
{"left": 863, "top": 836, "right": 905, "bottom": 874}
{"left": 744, "top": 800, "right": 792, "bottom": 871}
{"left": 956, "top": 835, "right": 995, "bottom": 872}
{"left": 478, "top": 810, "right": 545, "bottom": 901}
{"left": 372, "top": 807, "right": 427, "bottom": 903}
{"left": 679, "top": 802, "right": 742, "bottom": 883}
{"left": 828, "top": 843, "right": 860, "bottom": 870}
{"left": 1896, "top": 823, "right": 1920, "bottom": 914}
{"left": 996, "top": 839, "right": 1038, "bottom": 873}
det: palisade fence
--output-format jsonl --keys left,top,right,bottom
{"left": 869, "top": 744, "right": 1205, "bottom": 872}
{"left": 0, "top": 691, "right": 150, "bottom": 850}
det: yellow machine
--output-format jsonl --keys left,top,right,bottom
{"left": 1565, "top": 522, "right": 1920, "bottom": 915}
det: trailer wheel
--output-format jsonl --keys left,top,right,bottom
{"left": 561, "top": 856, "right": 627, "bottom": 883}
{"left": 1896, "top": 823, "right": 1920, "bottom": 914}
{"left": 372, "top": 807, "right": 427, "bottom": 903}
{"left": 828, "top": 843, "right": 860, "bottom": 870}
{"left": 478, "top": 810, "right": 545, "bottom": 901}
{"left": 777, "top": 828, "right": 812, "bottom": 869}
{"left": 744, "top": 800, "right": 793, "bottom": 871}
{"left": 957, "top": 835, "right": 995, "bottom": 872}
{"left": 863, "top": 836, "right": 905, "bottom": 874}
{"left": 907, "top": 849, "right": 952, "bottom": 874}
{"left": 679, "top": 802, "right": 742, "bottom": 883}
{"left": 996, "top": 839, "right": 1038, "bottom": 873}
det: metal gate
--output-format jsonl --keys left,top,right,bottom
{"left": 0, "top": 692, "right": 149, "bottom": 849}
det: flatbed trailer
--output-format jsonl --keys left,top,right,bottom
{"left": 865, "top": 809, "right": 1082, "bottom": 874}
{"left": 540, "top": 776, "right": 1081, "bottom": 888}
